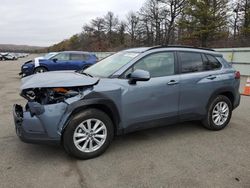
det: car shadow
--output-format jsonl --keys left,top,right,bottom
{"left": 15, "top": 121, "right": 206, "bottom": 160}
{"left": 115, "top": 121, "right": 204, "bottom": 142}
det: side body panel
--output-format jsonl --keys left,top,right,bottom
{"left": 178, "top": 70, "right": 236, "bottom": 120}
{"left": 119, "top": 76, "right": 180, "bottom": 132}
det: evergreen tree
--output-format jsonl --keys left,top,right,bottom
{"left": 179, "top": 0, "right": 229, "bottom": 47}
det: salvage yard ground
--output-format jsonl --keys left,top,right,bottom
{"left": 0, "top": 55, "right": 249, "bottom": 188}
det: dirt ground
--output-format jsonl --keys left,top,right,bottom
{"left": 0, "top": 55, "right": 249, "bottom": 188}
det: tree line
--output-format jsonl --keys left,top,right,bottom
{"left": 48, "top": 0, "right": 250, "bottom": 52}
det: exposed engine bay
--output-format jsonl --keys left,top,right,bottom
{"left": 21, "top": 87, "right": 84, "bottom": 105}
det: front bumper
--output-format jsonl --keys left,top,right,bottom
{"left": 19, "top": 63, "right": 35, "bottom": 77}
{"left": 13, "top": 103, "right": 66, "bottom": 144}
{"left": 19, "top": 68, "right": 33, "bottom": 77}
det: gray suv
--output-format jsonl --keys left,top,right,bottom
{"left": 13, "top": 46, "right": 241, "bottom": 159}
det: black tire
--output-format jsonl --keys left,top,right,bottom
{"left": 63, "top": 109, "right": 114, "bottom": 159}
{"left": 34, "top": 67, "right": 47, "bottom": 74}
{"left": 202, "top": 95, "right": 232, "bottom": 130}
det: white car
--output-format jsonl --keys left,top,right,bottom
{"left": 1, "top": 53, "right": 17, "bottom": 60}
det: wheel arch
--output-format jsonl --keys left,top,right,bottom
{"left": 61, "top": 98, "right": 121, "bottom": 136}
{"left": 33, "top": 65, "right": 49, "bottom": 73}
{"left": 207, "top": 87, "right": 235, "bottom": 109}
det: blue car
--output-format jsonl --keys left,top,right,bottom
{"left": 20, "top": 51, "right": 98, "bottom": 77}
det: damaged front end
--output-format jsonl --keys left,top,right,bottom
{"left": 14, "top": 87, "right": 87, "bottom": 144}
{"left": 13, "top": 72, "right": 98, "bottom": 144}
{"left": 21, "top": 87, "right": 83, "bottom": 105}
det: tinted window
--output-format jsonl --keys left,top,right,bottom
{"left": 179, "top": 52, "right": 203, "bottom": 73}
{"left": 203, "top": 54, "right": 221, "bottom": 70}
{"left": 125, "top": 52, "right": 175, "bottom": 78}
{"left": 70, "top": 54, "right": 86, "bottom": 61}
{"left": 53, "top": 53, "right": 70, "bottom": 61}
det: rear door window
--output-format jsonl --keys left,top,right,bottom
{"left": 70, "top": 54, "right": 88, "bottom": 61}
{"left": 179, "top": 52, "right": 203, "bottom": 73}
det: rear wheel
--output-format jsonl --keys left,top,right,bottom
{"left": 34, "top": 67, "right": 47, "bottom": 74}
{"left": 63, "top": 109, "right": 114, "bottom": 159}
{"left": 202, "top": 95, "right": 232, "bottom": 130}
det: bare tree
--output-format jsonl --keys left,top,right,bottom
{"left": 140, "top": 0, "right": 165, "bottom": 45}
{"left": 161, "top": 0, "right": 186, "bottom": 44}
{"left": 126, "top": 11, "right": 139, "bottom": 46}
{"left": 230, "top": 1, "right": 244, "bottom": 39}
{"left": 90, "top": 17, "right": 105, "bottom": 49}
{"left": 118, "top": 21, "right": 126, "bottom": 45}
{"left": 104, "top": 11, "right": 119, "bottom": 45}
{"left": 242, "top": 0, "right": 250, "bottom": 35}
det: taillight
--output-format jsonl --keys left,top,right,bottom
{"left": 235, "top": 71, "right": 240, "bottom": 79}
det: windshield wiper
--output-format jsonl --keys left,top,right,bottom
{"left": 75, "top": 70, "right": 93, "bottom": 77}
{"left": 81, "top": 72, "right": 93, "bottom": 77}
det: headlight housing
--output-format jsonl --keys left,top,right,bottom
{"left": 22, "top": 65, "right": 29, "bottom": 69}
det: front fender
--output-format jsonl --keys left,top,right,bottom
{"left": 57, "top": 97, "right": 121, "bottom": 135}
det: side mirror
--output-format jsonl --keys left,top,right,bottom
{"left": 52, "top": 58, "right": 58, "bottom": 62}
{"left": 128, "top": 69, "right": 150, "bottom": 84}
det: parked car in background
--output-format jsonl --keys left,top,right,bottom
{"left": 0, "top": 52, "right": 28, "bottom": 60}
{"left": 13, "top": 46, "right": 240, "bottom": 159}
{"left": 19, "top": 51, "right": 98, "bottom": 77}
{"left": 0, "top": 53, "right": 8, "bottom": 60}
{"left": 16, "top": 53, "right": 29, "bottom": 58}
{"left": 31, "top": 52, "right": 58, "bottom": 70}
{"left": 1, "top": 53, "right": 18, "bottom": 60}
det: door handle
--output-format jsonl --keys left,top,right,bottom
{"left": 167, "top": 80, "right": 179, "bottom": 85}
{"left": 206, "top": 75, "right": 217, "bottom": 80}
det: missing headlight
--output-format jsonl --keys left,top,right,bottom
{"left": 21, "top": 87, "right": 83, "bottom": 105}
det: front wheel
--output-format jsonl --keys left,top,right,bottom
{"left": 63, "top": 109, "right": 114, "bottom": 159}
{"left": 34, "top": 67, "right": 47, "bottom": 74}
{"left": 202, "top": 95, "right": 232, "bottom": 130}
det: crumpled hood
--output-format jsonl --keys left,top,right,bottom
{"left": 21, "top": 71, "right": 99, "bottom": 90}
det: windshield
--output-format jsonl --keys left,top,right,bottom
{"left": 45, "top": 52, "right": 58, "bottom": 59}
{"left": 83, "top": 51, "right": 140, "bottom": 77}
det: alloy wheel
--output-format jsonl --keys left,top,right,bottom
{"left": 73, "top": 118, "right": 107, "bottom": 153}
{"left": 212, "top": 101, "right": 229, "bottom": 126}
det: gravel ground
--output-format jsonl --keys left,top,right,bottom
{"left": 0, "top": 55, "right": 249, "bottom": 188}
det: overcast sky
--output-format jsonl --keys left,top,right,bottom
{"left": 0, "top": 0, "right": 145, "bottom": 47}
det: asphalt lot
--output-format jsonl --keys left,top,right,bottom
{"left": 0, "top": 55, "right": 249, "bottom": 188}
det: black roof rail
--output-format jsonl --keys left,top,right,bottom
{"left": 146, "top": 45, "right": 215, "bottom": 52}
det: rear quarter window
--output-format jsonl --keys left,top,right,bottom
{"left": 203, "top": 54, "right": 222, "bottom": 70}
{"left": 217, "top": 57, "right": 232, "bottom": 68}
